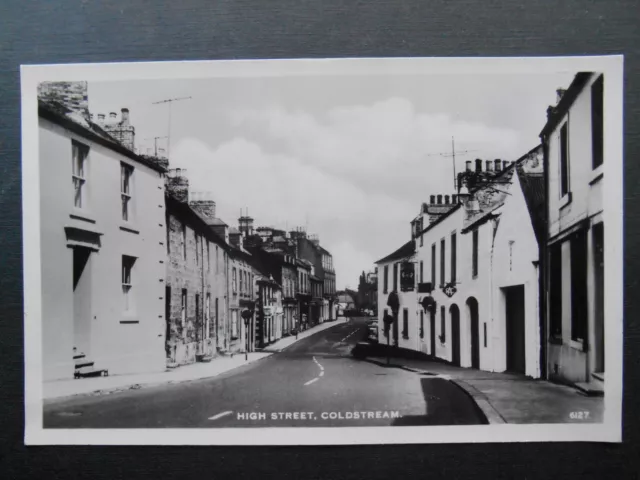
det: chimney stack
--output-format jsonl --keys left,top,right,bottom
{"left": 475, "top": 159, "right": 482, "bottom": 173}
{"left": 494, "top": 159, "right": 501, "bottom": 172}
{"left": 165, "top": 168, "right": 189, "bottom": 203}
{"left": 190, "top": 191, "right": 217, "bottom": 219}
{"left": 37, "top": 81, "right": 90, "bottom": 120}
{"left": 486, "top": 160, "right": 493, "bottom": 172}
{"left": 466, "top": 161, "right": 472, "bottom": 172}
{"left": 121, "top": 108, "right": 130, "bottom": 126}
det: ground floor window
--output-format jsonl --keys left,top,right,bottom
{"left": 440, "top": 306, "right": 446, "bottom": 343}
{"left": 402, "top": 308, "right": 409, "bottom": 339}
{"left": 570, "top": 230, "right": 588, "bottom": 343}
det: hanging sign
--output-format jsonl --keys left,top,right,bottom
{"left": 442, "top": 282, "right": 457, "bottom": 298}
{"left": 400, "top": 261, "right": 415, "bottom": 292}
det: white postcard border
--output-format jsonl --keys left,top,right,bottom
{"left": 21, "top": 55, "right": 624, "bottom": 445}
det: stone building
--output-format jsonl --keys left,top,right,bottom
{"left": 163, "top": 182, "right": 230, "bottom": 367}
{"left": 540, "top": 72, "right": 605, "bottom": 393}
{"left": 38, "top": 81, "right": 167, "bottom": 381}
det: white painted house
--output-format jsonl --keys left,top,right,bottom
{"left": 540, "top": 72, "right": 605, "bottom": 394}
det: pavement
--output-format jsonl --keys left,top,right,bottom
{"left": 43, "top": 318, "right": 346, "bottom": 401}
{"left": 366, "top": 356, "right": 605, "bottom": 424}
{"left": 43, "top": 317, "right": 487, "bottom": 428}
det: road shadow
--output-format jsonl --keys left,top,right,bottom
{"left": 391, "top": 378, "right": 489, "bottom": 426}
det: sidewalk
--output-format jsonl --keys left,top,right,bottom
{"left": 367, "top": 356, "right": 604, "bottom": 424}
{"left": 258, "top": 317, "right": 346, "bottom": 352}
{"left": 43, "top": 318, "right": 346, "bottom": 402}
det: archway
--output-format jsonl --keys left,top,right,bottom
{"left": 450, "top": 304, "right": 461, "bottom": 366}
{"left": 466, "top": 297, "right": 480, "bottom": 369}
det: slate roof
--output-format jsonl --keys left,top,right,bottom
{"left": 39, "top": 100, "right": 166, "bottom": 173}
{"left": 375, "top": 240, "right": 416, "bottom": 265}
{"left": 517, "top": 169, "right": 546, "bottom": 243}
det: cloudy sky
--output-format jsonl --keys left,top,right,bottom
{"left": 89, "top": 70, "right": 574, "bottom": 290}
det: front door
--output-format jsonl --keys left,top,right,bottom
{"left": 429, "top": 311, "right": 436, "bottom": 356}
{"left": 73, "top": 247, "right": 93, "bottom": 359}
{"left": 468, "top": 298, "right": 480, "bottom": 369}
{"left": 505, "top": 286, "right": 526, "bottom": 374}
{"left": 451, "top": 306, "right": 461, "bottom": 366}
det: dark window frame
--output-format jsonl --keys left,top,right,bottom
{"left": 451, "top": 232, "right": 457, "bottom": 283}
{"left": 431, "top": 243, "right": 436, "bottom": 286}
{"left": 402, "top": 308, "right": 409, "bottom": 339}
{"left": 472, "top": 229, "right": 479, "bottom": 278}
{"left": 440, "top": 238, "right": 445, "bottom": 286}
{"left": 560, "top": 122, "right": 570, "bottom": 197}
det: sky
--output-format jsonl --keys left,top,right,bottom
{"left": 88, "top": 70, "right": 574, "bottom": 290}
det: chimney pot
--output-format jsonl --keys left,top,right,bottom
{"left": 437, "top": 194, "right": 442, "bottom": 205}
{"left": 486, "top": 160, "right": 493, "bottom": 172}
{"left": 465, "top": 161, "right": 472, "bottom": 172}
{"left": 503, "top": 160, "right": 509, "bottom": 170}
{"left": 494, "top": 159, "right": 501, "bottom": 171}
{"left": 97, "top": 113, "right": 105, "bottom": 121}
{"left": 452, "top": 194, "right": 457, "bottom": 204}
{"left": 444, "top": 195, "right": 450, "bottom": 204}
{"left": 475, "top": 159, "right": 482, "bottom": 173}
{"left": 430, "top": 195, "right": 435, "bottom": 203}
{"left": 109, "top": 112, "right": 117, "bottom": 119}
{"left": 121, "top": 108, "right": 130, "bottom": 126}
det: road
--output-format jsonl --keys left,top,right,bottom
{"left": 43, "top": 317, "right": 487, "bottom": 428}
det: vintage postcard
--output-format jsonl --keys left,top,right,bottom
{"left": 21, "top": 56, "right": 624, "bottom": 445}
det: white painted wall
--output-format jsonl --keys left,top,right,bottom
{"left": 491, "top": 170, "right": 541, "bottom": 378}
{"left": 40, "top": 117, "right": 166, "bottom": 381}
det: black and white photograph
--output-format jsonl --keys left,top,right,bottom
{"left": 21, "top": 56, "right": 623, "bottom": 445}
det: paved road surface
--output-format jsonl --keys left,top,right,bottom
{"left": 44, "top": 317, "right": 487, "bottom": 428}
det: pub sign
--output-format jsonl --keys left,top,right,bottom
{"left": 400, "top": 261, "right": 415, "bottom": 292}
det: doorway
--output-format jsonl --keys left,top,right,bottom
{"left": 467, "top": 297, "right": 480, "bottom": 369}
{"left": 73, "top": 247, "right": 93, "bottom": 358}
{"left": 593, "top": 223, "right": 605, "bottom": 373}
{"left": 429, "top": 310, "right": 436, "bottom": 356}
{"left": 450, "top": 304, "right": 461, "bottom": 366}
{"left": 504, "top": 285, "right": 526, "bottom": 374}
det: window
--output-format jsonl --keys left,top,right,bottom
{"left": 182, "top": 224, "right": 187, "bottom": 261}
{"left": 549, "top": 243, "right": 563, "bottom": 339}
{"left": 451, "top": 232, "right": 457, "bottom": 283}
{"left": 216, "top": 246, "right": 219, "bottom": 273}
{"left": 420, "top": 311, "right": 424, "bottom": 338}
{"left": 483, "top": 323, "right": 487, "bottom": 348}
{"left": 431, "top": 243, "right": 436, "bottom": 285}
{"left": 232, "top": 268, "right": 237, "bottom": 293}
{"left": 420, "top": 233, "right": 424, "bottom": 247}
{"left": 420, "top": 261, "right": 424, "bottom": 283}
{"left": 120, "top": 162, "right": 134, "bottom": 222}
{"left": 239, "top": 270, "right": 243, "bottom": 295}
{"left": 571, "top": 230, "right": 588, "bottom": 343}
{"left": 195, "top": 234, "right": 200, "bottom": 265}
{"left": 393, "top": 263, "right": 398, "bottom": 291}
{"left": 232, "top": 310, "right": 238, "bottom": 339}
{"left": 560, "top": 122, "right": 569, "bottom": 196}
{"left": 591, "top": 75, "right": 604, "bottom": 169}
{"left": 181, "top": 289, "right": 187, "bottom": 327}
{"left": 440, "top": 306, "right": 446, "bottom": 343}
{"left": 122, "top": 255, "right": 136, "bottom": 313}
{"left": 383, "top": 265, "right": 389, "bottom": 293}
{"left": 472, "top": 230, "right": 479, "bottom": 278}
{"left": 402, "top": 308, "right": 409, "bottom": 339}
{"left": 72, "top": 141, "right": 89, "bottom": 208}
{"left": 440, "top": 239, "right": 445, "bottom": 286}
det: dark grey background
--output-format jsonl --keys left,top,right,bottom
{"left": 0, "top": 1, "right": 637, "bottom": 478}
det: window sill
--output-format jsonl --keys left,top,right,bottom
{"left": 569, "top": 339, "right": 585, "bottom": 352}
{"left": 559, "top": 191, "right": 573, "bottom": 210}
{"left": 120, "top": 224, "right": 140, "bottom": 234}
{"left": 70, "top": 210, "right": 96, "bottom": 224}
{"left": 120, "top": 318, "right": 139, "bottom": 324}
{"left": 589, "top": 166, "right": 604, "bottom": 186}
